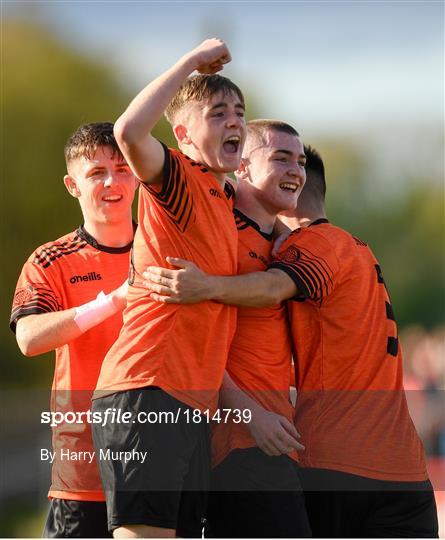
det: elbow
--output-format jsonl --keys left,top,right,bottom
{"left": 114, "top": 117, "right": 137, "bottom": 149}
{"left": 17, "top": 338, "right": 39, "bottom": 357}
{"left": 262, "top": 285, "right": 285, "bottom": 307}
{"left": 16, "top": 328, "right": 40, "bottom": 357}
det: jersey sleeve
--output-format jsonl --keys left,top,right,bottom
{"left": 10, "top": 260, "right": 62, "bottom": 333}
{"left": 269, "top": 230, "right": 339, "bottom": 304}
{"left": 141, "top": 143, "right": 196, "bottom": 233}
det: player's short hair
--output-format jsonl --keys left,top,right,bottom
{"left": 303, "top": 145, "right": 326, "bottom": 200}
{"left": 243, "top": 119, "right": 299, "bottom": 156}
{"left": 247, "top": 119, "right": 299, "bottom": 139}
{"left": 165, "top": 74, "right": 245, "bottom": 125}
{"left": 64, "top": 122, "right": 123, "bottom": 166}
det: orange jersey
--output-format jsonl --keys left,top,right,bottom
{"left": 10, "top": 225, "right": 133, "bottom": 501}
{"left": 211, "top": 210, "right": 295, "bottom": 466}
{"left": 270, "top": 219, "right": 427, "bottom": 482}
{"left": 95, "top": 146, "right": 238, "bottom": 412}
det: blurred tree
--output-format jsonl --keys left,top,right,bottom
{"left": 1, "top": 21, "right": 175, "bottom": 387}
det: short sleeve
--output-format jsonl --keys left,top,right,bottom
{"left": 141, "top": 144, "right": 196, "bottom": 233}
{"left": 268, "top": 229, "right": 339, "bottom": 304}
{"left": 10, "top": 260, "right": 62, "bottom": 332}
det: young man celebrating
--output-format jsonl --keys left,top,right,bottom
{"left": 92, "top": 39, "right": 246, "bottom": 538}
{"left": 10, "top": 122, "right": 137, "bottom": 538}
{"left": 205, "top": 119, "right": 311, "bottom": 538}
{"left": 145, "top": 146, "right": 438, "bottom": 538}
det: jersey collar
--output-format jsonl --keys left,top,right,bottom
{"left": 76, "top": 222, "right": 136, "bottom": 254}
{"left": 233, "top": 208, "right": 274, "bottom": 241}
{"left": 309, "top": 218, "right": 329, "bottom": 227}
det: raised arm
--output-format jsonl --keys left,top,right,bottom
{"left": 14, "top": 281, "right": 128, "bottom": 357}
{"left": 114, "top": 38, "right": 231, "bottom": 184}
{"left": 142, "top": 257, "right": 298, "bottom": 307}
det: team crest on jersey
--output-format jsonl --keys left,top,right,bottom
{"left": 13, "top": 285, "right": 35, "bottom": 307}
{"left": 278, "top": 245, "right": 301, "bottom": 263}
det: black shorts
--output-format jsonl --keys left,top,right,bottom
{"left": 206, "top": 447, "right": 311, "bottom": 538}
{"left": 92, "top": 386, "right": 209, "bottom": 537}
{"left": 43, "top": 499, "right": 111, "bottom": 538}
{"left": 299, "top": 467, "right": 439, "bottom": 538}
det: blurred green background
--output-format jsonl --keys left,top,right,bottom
{"left": 1, "top": 2, "right": 444, "bottom": 536}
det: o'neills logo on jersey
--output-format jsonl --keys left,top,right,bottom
{"left": 69, "top": 272, "right": 102, "bottom": 284}
{"left": 209, "top": 188, "right": 222, "bottom": 199}
{"left": 249, "top": 251, "right": 268, "bottom": 266}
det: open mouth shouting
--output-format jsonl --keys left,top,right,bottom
{"left": 223, "top": 135, "right": 241, "bottom": 154}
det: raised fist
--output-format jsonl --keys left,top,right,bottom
{"left": 188, "top": 38, "right": 232, "bottom": 74}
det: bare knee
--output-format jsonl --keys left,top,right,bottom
{"left": 113, "top": 524, "right": 176, "bottom": 538}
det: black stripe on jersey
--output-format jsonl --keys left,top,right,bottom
{"left": 77, "top": 224, "right": 134, "bottom": 253}
{"left": 35, "top": 242, "right": 88, "bottom": 269}
{"left": 387, "top": 337, "right": 399, "bottom": 356}
{"left": 144, "top": 144, "right": 196, "bottom": 233}
{"left": 161, "top": 150, "right": 181, "bottom": 203}
{"left": 291, "top": 258, "right": 326, "bottom": 300}
{"left": 224, "top": 182, "right": 235, "bottom": 200}
{"left": 375, "top": 264, "right": 385, "bottom": 284}
{"left": 10, "top": 284, "right": 61, "bottom": 331}
{"left": 385, "top": 301, "right": 395, "bottom": 321}
{"left": 269, "top": 262, "right": 310, "bottom": 300}
{"left": 34, "top": 242, "right": 71, "bottom": 266}
{"left": 269, "top": 246, "right": 334, "bottom": 303}
{"left": 10, "top": 306, "right": 53, "bottom": 332}
{"left": 236, "top": 222, "right": 249, "bottom": 231}
{"left": 17, "top": 285, "right": 60, "bottom": 311}
{"left": 171, "top": 179, "right": 187, "bottom": 219}
{"left": 233, "top": 209, "right": 273, "bottom": 241}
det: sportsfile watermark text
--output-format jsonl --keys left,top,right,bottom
{"left": 41, "top": 407, "right": 252, "bottom": 427}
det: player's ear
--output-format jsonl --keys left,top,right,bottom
{"left": 173, "top": 124, "right": 191, "bottom": 146}
{"left": 64, "top": 175, "right": 81, "bottom": 198}
{"left": 235, "top": 158, "right": 249, "bottom": 181}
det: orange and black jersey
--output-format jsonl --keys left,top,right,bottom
{"left": 95, "top": 145, "right": 238, "bottom": 413}
{"left": 212, "top": 209, "right": 295, "bottom": 466}
{"left": 269, "top": 220, "right": 427, "bottom": 482}
{"left": 10, "top": 225, "right": 133, "bottom": 501}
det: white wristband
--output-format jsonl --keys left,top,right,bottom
{"left": 74, "top": 291, "right": 118, "bottom": 333}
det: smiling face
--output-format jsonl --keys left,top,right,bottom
{"left": 239, "top": 129, "right": 306, "bottom": 215}
{"left": 64, "top": 145, "right": 136, "bottom": 225}
{"left": 174, "top": 90, "right": 246, "bottom": 180}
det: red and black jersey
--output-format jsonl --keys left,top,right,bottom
{"left": 10, "top": 225, "right": 133, "bottom": 501}
{"left": 270, "top": 219, "right": 428, "bottom": 482}
{"left": 211, "top": 209, "right": 296, "bottom": 467}
{"left": 95, "top": 144, "right": 238, "bottom": 413}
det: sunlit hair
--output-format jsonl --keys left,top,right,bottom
{"left": 165, "top": 74, "right": 245, "bottom": 125}
{"left": 302, "top": 144, "right": 326, "bottom": 200}
{"left": 243, "top": 119, "right": 299, "bottom": 155}
{"left": 64, "top": 122, "right": 123, "bottom": 166}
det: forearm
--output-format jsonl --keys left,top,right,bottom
{"left": 16, "top": 310, "right": 82, "bottom": 356}
{"left": 16, "top": 287, "right": 126, "bottom": 356}
{"left": 207, "top": 270, "right": 291, "bottom": 307}
{"left": 220, "top": 371, "right": 263, "bottom": 414}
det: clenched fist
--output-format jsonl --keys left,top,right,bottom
{"left": 186, "top": 38, "right": 232, "bottom": 74}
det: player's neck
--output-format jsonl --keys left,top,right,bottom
{"left": 212, "top": 171, "right": 227, "bottom": 188}
{"left": 280, "top": 208, "right": 327, "bottom": 230}
{"left": 83, "top": 216, "right": 134, "bottom": 248}
{"left": 235, "top": 192, "right": 276, "bottom": 234}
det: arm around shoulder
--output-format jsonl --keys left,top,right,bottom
{"left": 209, "top": 267, "right": 297, "bottom": 307}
